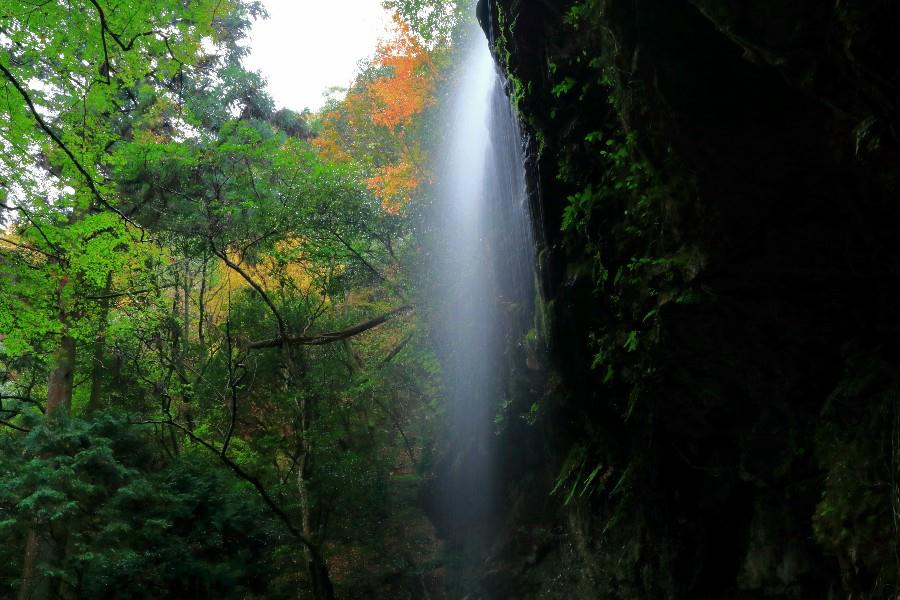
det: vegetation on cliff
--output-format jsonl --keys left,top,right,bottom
{"left": 480, "top": 0, "right": 900, "bottom": 597}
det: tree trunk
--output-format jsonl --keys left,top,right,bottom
{"left": 46, "top": 335, "right": 76, "bottom": 417}
{"left": 86, "top": 272, "right": 113, "bottom": 417}
{"left": 308, "top": 549, "right": 336, "bottom": 600}
{"left": 20, "top": 263, "right": 77, "bottom": 600}
{"left": 182, "top": 263, "right": 191, "bottom": 349}
{"left": 281, "top": 344, "right": 335, "bottom": 600}
{"left": 198, "top": 256, "right": 207, "bottom": 347}
{"left": 18, "top": 530, "right": 58, "bottom": 600}
{"left": 19, "top": 333, "right": 75, "bottom": 600}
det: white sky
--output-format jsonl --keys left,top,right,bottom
{"left": 243, "top": 0, "right": 393, "bottom": 113}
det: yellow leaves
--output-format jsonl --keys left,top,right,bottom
{"left": 203, "top": 240, "right": 322, "bottom": 326}
{"left": 230, "top": 244, "right": 314, "bottom": 293}
{"left": 132, "top": 95, "right": 179, "bottom": 143}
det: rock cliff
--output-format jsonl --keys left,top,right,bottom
{"left": 476, "top": 1, "right": 900, "bottom": 597}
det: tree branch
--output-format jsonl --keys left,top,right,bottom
{"left": 0, "top": 394, "right": 45, "bottom": 414}
{"left": 0, "top": 419, "right": 29, "bottom": 433}
{"left": 221, "top": 301, "right": 246, "bottom": 457}
{"left": 88, "top": 0, "right": 156, "bottom": 52}
{"left": 1, "top": 203, "right": 65, "bottom": 257}
{"left": 380, "top": 333, "right": 413, "bottom": 368}
{"left": 211, "top": 242, "right": 287, "bottom": 339}
{"left": 0, "top": 236, "right": 61, "bottom": 261}
{"left": 247, "top": 306, "right": 413, "bottom": 350}
{"left": 134, "top": 417, "right": 318, "bottom": 551}
{"left": 0, "top": 62, "right": 141, "bottom": 231}
{"left": 330, "top": 231, "right": 407, "bottom": 301}
{"left": 82, "top": 284, "right": 175, "bottom": 301}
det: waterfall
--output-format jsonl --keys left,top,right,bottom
{"left": 428, "top": 18, "right": 536, "bottom": 558}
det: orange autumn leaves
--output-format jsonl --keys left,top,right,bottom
{"left": 367, "top": 20, "right": 436, "bottom": 132}
{"left": 365, "top": 161, "right": 421, "bottom": 214}
{"left": 314, "top": 18, "right": 436, "bottom": 214}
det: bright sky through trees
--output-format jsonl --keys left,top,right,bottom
{"left": 244, "top": 0, "right": 392, "bottom": 111}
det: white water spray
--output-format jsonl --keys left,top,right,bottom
{"left": 430, "top": 21, "right": 536, "bottom": 545}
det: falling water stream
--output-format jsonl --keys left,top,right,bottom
{"left": 430, "top": 15, "right": 536, "bottom": 575}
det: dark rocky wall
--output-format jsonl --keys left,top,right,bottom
{"left": 475, "top": 1, "right": 900, "bottom": 598}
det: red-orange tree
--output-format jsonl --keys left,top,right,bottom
{"left": 314, "top": 18, "right": 438, "bottom": 214}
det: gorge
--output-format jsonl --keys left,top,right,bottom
{"left": 1, "top": 0, "right": 898, "bottom": 598}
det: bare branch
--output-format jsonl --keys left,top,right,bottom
{"left": 380, "top": 333, "right": 413, "bottom": 367}
{"left": 88, "top": 0, "right": 156, "bottom": 52}
{"left": 0, "top": 419, "right": 29, "bottom": 433}
{"left": 211, "top": 241, "right": 287, "bottom": 339}
{"left": 247, "top": 305, "right": 413, "bottom": 350}
{"left": 82, "top": 284, "right": 175, "bottom": 301}
{"left": 1, "top": 203, "right": 65, "bottom": 257}
{"left": 0, "top": 236, "right": 60, "bottom": 261}
{"left": 0, "top": 394, "right": 45, "bottom": 414}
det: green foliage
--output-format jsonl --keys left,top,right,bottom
{"left": 551, "top": 77, "right": 578, "bottom": 98}
{"left": 563, "top": 1, "right": 594, "bottom": 29}
{"left": 0, "top": 415, "right": 282, "bottom": 598}
{"left": 382, "top": 0, "right": 470, "bottom": 46}
{"left": 560, "top": 135, "right": 647, "bottom": 237}
{"left": 1, "top": 1, "right": 445, "bottom": 597}
{"left": 560, "top": 184, "right": 594, "bottom": 235}
{"left": 551, "top": 444, "right": 607, "bottom": 505}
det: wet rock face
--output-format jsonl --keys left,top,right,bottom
{"left": 478, "top": 0, "right": 900, "bottom": 598}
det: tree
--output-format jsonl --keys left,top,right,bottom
{"left": 1, "top": 1, "right": 259, "bottom": 596}
{"left": 3, "top": 3, "right": 445, "bottom": 598}
{"left": 381, "top": 0, "right": 469, "bottom": 47}
{"left": 314, "top": 18, "right": 438, "bottom": 214}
